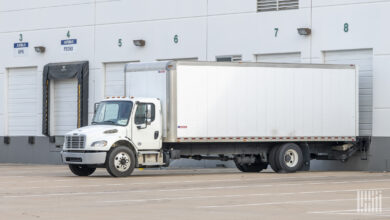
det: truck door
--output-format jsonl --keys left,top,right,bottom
{"left": 131, "top": 101, "right": 162, "bottom": 150}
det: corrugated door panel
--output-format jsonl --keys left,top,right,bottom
{"left": 105, "top": 62, "right": 128, "bottom": 97}
{"left": 54, "top": 78, "right": 77, "bottom": 135}
{"left": 324, "top": 49, "right": 373, "bottom": 136}
{"left": 8, "top": 67, "right": 38, "bottom": 136}
{"left": 256, "top": 52, "right": 301, "bottom": 63}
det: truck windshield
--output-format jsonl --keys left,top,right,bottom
{"left": 92, "top": 101, "right": 133, "bottom": 126}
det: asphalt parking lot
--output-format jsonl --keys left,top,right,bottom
{"left": 0, "top": 165, "right": 389, "bottom": 220}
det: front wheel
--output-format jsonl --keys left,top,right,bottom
{"left": 106, "top": 146, "right": 136, "bottom": 177}
{"left": 68, "top": 165, "right": 96, "bottom": 176}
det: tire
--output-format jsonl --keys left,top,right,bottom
{"left": 275, "top": 143, "right": 303, "bottom": 173}
{"left": 234, "top": 157, "right": 268, "bottom": 173}
{"left": 68, "top": 164, "right": 96, "bottom": 176}
{"left": 106, "top": 146, "right": 136, "bottom": 177}
{"left": 268, "top": 145, "right": 280, "bottom": 173}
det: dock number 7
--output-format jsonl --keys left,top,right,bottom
{"left": 274, "top": 28, "right": 279, "bottom": 37}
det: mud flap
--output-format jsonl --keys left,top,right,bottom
{"left": 299, "top": 143, "right": 310, "bottom": 171}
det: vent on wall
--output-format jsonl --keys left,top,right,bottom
{"left": 257, "top": 0, "right": 299, "bottom": 12}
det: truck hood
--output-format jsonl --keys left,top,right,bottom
{"left": 66, "top": 125, "right": 125, "bottom": 136}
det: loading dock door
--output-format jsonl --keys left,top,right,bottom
{"left": 104, "top": 62, "right": 127, "bottom": 97}
{"left": 42, "top": 61, "right": 89, "bottom": 136}
{"left": 256, "top": 52, "right": 301, "bottom": 63}
{"left": 53, "top": 78, "right": 78, "bottom": 135}
{"left": 324, "top": 49, "right": 373, "bottom": 136}
{"left": 8, "top": 67, "right": 38, "bottom": 135}
{"left": 125, "top": 69, "right": 167, "bottom": 136}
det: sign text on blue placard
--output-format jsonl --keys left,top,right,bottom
{"left": 61, "top": 39, "right": 77, "bottom": 45}
{"left": 14, "top": 42, "right": 29, "bottom": 48}
{"left": 13, "top": 42, "right": 29, "bottom": 56}
{"left": 61, "top": 39, "right": 77, "bottom": 53}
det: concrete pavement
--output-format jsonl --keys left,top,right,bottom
{"left": 0, "top": 165, "right": 389, "bottom": 220}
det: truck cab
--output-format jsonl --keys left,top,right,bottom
{"left": 61, "top": 97, "right": 164, "bottom": 177}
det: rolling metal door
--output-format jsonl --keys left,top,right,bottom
{"left": 324, "top": 49, "right": 373, "bottom": 136}
{"left": 53, "top": 78, "right": 77, "bottom": 135}
{"left": 256, "top": 52, "right": 301, "bottom": 63}
{"left": 104, "top": 62, "right": 128, "bottom": 97}
{"left": 7, "top": 67, "right": 38, "bottom": 136}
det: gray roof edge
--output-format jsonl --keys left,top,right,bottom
{"left": 175, "top": 61, "right": 356, "bottom": 69}
{"left": 124, "top": 60, "right": 356, "bottom": 72}
{"left": 124, "top": 61, "right": 176, "bottom": 72}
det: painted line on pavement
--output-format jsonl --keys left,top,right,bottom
{"left": 101, "top": 187, "right": 390, "bottom": 203}
{"left": 2, "top": 177, "right": 390, "bottom": 194}
{"left": 308, "top": 208, "right": 390, "bottom": 217}
{"left": 198, "top": 196, "right": 390, "bottom": 209}
{"left": 1, "top": 185, "right": 273, "bottom": 198}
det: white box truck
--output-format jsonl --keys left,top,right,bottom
{"left": 61, "top": 61, "right": 368, "bottom": 177}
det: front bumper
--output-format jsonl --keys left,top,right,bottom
{"left": 61, "top": 151, "right": 107, "bottom": 165}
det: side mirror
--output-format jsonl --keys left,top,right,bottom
{"left": 137, "top": 112, "right": 148, "bottom": 129}
{"left": 94, "top": 102, "right": 100, "bottom": 113}
{"left": 135, "top": 103, "right": 154, "bottom": 129}
{"left": 136, "top": 125, "right": 146, "bottom": 129}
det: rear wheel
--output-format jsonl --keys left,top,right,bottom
{"left": 268, "top": 145, "right": 280, "bottom": 173}
{"left": 68, "top": 165, "right": 96, "bottom": 176}
{"left": 106, "top": 146, "right": 136, "bottom": 177}
{"left": 275, "top": 143, "right": 303, "bottom": 173}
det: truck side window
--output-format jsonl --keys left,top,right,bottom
{"left": 135, "top": 103, "right": 155, "bottom": 125}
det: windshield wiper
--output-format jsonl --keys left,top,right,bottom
{"left": 91, "top": 120, "right": 116, "bottom": 125}
{"left": 102, "top": 120, "right": 116, "bottom": 124}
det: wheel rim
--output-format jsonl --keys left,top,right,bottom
{"left": 284, "top": 149, "right": 299, "bottom": 168}
{"left": 114, "top": 152, "right": 131, "bottom": 172}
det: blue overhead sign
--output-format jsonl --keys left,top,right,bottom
{"left": 13, "top": 42, "right": 28, "bottom": 48}
{"left": 61, "top": 39, "right": 77, "bottom": 45}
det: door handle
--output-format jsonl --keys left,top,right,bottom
{"left": 154, "top": 131, "right": 159, "bottom": 140}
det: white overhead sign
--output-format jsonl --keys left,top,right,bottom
{"left": 61, "top": 39, "right": 77, "bottom": 53}
{"left": 13, "top": 42, "right": 29, "bottom": 57}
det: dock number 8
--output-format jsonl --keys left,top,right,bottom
{"left": 344, "top": 23, "right": 349, "bottom": 32}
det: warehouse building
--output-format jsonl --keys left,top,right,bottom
{"left": 0, "top": 0, "right": 389, "bottom": 170}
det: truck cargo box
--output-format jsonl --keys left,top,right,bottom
{"left": 125, "top": 61, "right": 358, "bottom": 143}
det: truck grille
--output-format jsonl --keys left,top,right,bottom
{"left": 65, "top": 135, "right": 85, "bottom": 149}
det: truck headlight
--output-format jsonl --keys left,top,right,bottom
{"left": 91, "top": 140, "right": 107, "bottom": 148}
